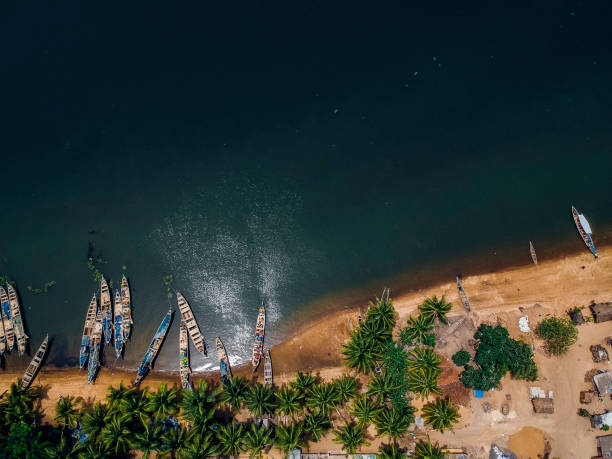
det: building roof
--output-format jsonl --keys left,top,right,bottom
{"left": 532, "top": 397, "right": 554, "bottom": 413}
{"left": 591, "top": 303, "right": 612, "bottom": 321}
{"left": 594, "top": 371, "right": 612, "bottom": 395}
{"left": 592, "top": 412, "right": 612, "bottom": 429}
{"left": 598, "top": 434, "right": 612, "bottom": 457}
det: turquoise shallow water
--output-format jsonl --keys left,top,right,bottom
{"left": 2, "top": 2, "right": 612, "bottom": 372}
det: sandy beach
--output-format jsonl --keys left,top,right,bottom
{"left": 3, "top": 244, "right": 612, "bottom": 458}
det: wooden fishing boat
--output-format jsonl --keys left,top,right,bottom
{"left": 0, "top": 303, "right": 6, "bottom": 355}
{"left": 456, "top": 275, "right": 471, "bottom": 312}
{"left": 88, "top": 311, "right": 103, "bottom": 384}
{"left": 0, "top": 286, "right": 15, "bottom": 351}
{"left": 216, "top": 336, "right": 232, "bottom": 384}
{"left": 7, "top": 284, "right": 28, "bottom": 356}
{"left": 100, "top": 277, "right": 113, "bottom": 345}
{"left": 79, "top": 294, "right": 98, "bottom": 369}
{"left": 572, "top": 206, "right": 598, "bottom": 258}
{"left": 263, "top": 348, "right": 273, "bottom": 386}
{"left": 179, "top": 321, "right": 191, "bottom": 390}
{"left": 134, "top": 309, "right": 173, "bottom": 385}
{"left": 529, "top": 241, "right": 538, "bottom": 266}
{"left": 120, "top": 275, "right": 133, "bottom": 341}
{"left": 176, "top": 292, "right": 206, "bottom": 356}
{"left": 251, "top": 302, "right": 266, "bottom": 371}
{"left": 113, "top": 290, "right": 124, "bottom": 359}
{"left": 21, "top": 335, "right": 49, "bottom": 388}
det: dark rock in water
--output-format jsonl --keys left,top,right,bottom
{"left": 87, "top": 229, "right": 96, "bottom": 235}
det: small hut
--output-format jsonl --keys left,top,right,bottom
{"left": 591, "top": 303, "right": 612, "bottom": 323}
{"left": 594, "top": 371, "right": 612, "bottom": 396}
{"left": 581, "top": 390, "right": 595, "bottom": 404}
{"left": 569, "top": 309, "right": 585, "bottom": 325}
{"left": 532, "top": 397, "right": 554, "bottom": 414}
{"left": 591, "top": 345, "right": 610, "bottom": 363}
{"left": 597, "top": 435, "right": 612, "bottom": 458}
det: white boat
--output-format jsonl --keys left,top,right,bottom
{"left": 21, "top": 335, "right": 49, "bottom": 388}
{"left": 7, "top": 284, "right": 28, "bottom": 356}
{"left": 100, "top": 277, "right": 112, "bottom": 344}
{"left": 176, "top": 292, "right": 206, "bottom": 356}
{"left": 121, "top": 275, "right": 133, "bottom": 340}
{"left": 79, "top": 294, "right": 98, "bottom": 369}
{"left": 572, "top": 206, "right": 598, "bottom": 258}
{"left": 529, "top": 241, "right": 538, "bottom": 266}
{"left": 263, "top": 348, "right": 273, "bottom": 386}
{"left": 113, "top": 290, "right": 124, "bottom": 359}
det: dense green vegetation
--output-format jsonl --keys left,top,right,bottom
{"left": 451, "top": 349, "right": 471, "bottom": 367}
{"left": 536, "top": 316, "right": 578, "bottom": 355}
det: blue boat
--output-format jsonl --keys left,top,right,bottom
{"left": 113, "top": 290, "right": 124, "bottom": 359}
{"left": 88, "top": 311, "right": 104, "bottom": 384}
{"left": 216, "top": 337, "right": 232, "bottom": 385}
{"left": 572, "top": 206, "right": 598, "bottom": 258}
{"left": 134, "top": 309, "right": 173, "bottom": 385}
{"left": 79, "top": 295, "right": 98, "bottom": 369}
{"left": 0, "top": 287, "right": 15, "bottom": 351}
{"left": 100, "top": 277, "right": 113, "bottom": 345}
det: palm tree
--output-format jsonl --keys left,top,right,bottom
{"left": 290, "top": 371, "right": 317, "bottom": 395}
{"left": 305, "top": 382, "right": 339, "bottom": 415}
{"left": 404, "top": 314, "right": 434, "bottom": 345}
{"left": 131, "top": 419, "right": 163, "bottom": 459}
{"left": 333, "top": 422, "right": 369, "bottom": 454}
{"left": 55, "top": 395, "right": 81, "bottom": 429}
{"left": 407, "top": 368, "right": 441, "bottom": 399}
{"left": 120, "top": 389, "right": 149, "bottom": 424}
{"left": 220, "top": 376, "right": 249, "bottom": 412}
{"left": 366, "top": 296, "right": 397, "bottom": 332}
{"left": 277, "top": 387, "right": 303, "bottom": 423}
{"left": 105, "top": 381, "right": 135, "bottom": 412}
{"left": 145, "top": 383, "right": 179, "bottom": 420}
{"left": 303, "top": 410, "right": 332, "bottom": 442}
{"left": 413, "top": 439, "right": 445, "bottom": 459}
{"left": 358, "top": 319, "right": 391, "bottom": 350}
{"left": 245, "top": 383, "right": 277, "bottom": 417}
{"left": 181, "top": 380, "right": 218, "bottom": 434}
{"left": 419, "top": 295, "right": 452, "bottom": 325}
{"left": 421, "top": 397, "right": 460, "bottom": 433}
{"left": 367, "top": 371, "right": 399, "bottom": 402}
{"left": 77, "top": 442, "right": 112, "bottom": 459}
{"left": 350, "top": 394, "right": 380, "bottom": 427}
{"left": 334, "top": 375, "right": 357, "bottom": 405}
{"left": 378, "top": 442, "right": 404, "bottom": 459}
{"left": 1, "top": 381, "right": 38, "bottom": 423}
{"left": 81, "top": 402, "right": 109, "bottom": 443}
{"left": 274, "top": 421, "right": 305, "bottom": 457}
{"left": 243, "top": 423, "right": 273, "bottom": 459}
{"left": 183, "top": 430, "right": 220, "bottom": 459}
{"left": 406, "top": 348, "right": 442, "bottom": 373}
{"left": 45, "top": 430, "right": 84, "bottom": 458}
{"left": 217, "top": 421, "right": 245, "bottom": 458}
{"left": 342, "top": 331, "right": 380, "bottom": 374}
{"left": 373, "top": 407, "right": 413, "bottom": 440}
{"left": 161, "top": 427, "right": 188, "bottom": 459}
{"left": 100, "top": 414, "right": 133, "bottom": 457}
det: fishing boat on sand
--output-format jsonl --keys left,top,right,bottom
{"left": 21, "top": 335, "right": 49, "bottom": 388}
{"left": 252, "top": 302, "right": 266, "bottom": 371}
{"left": 176, "top": 292, "right": 206, "bottom": 356}
{"left": 572, "top": 206, "right": 598, "bottom": 258}
{"left": 7, "top": 284, "right": 28, "bottom": 356}
{"left": 121, "top": 275, "right": 133, "bottom": 341}
{"left": 100, "top": 277, "right": 112, "bottom": 345}
{"left": 88, "top": 311, "right": 103, "bottom": 384}
{"left": 0, "top": 286, "right": 15, "bottom": 351}
{"left": 179, "top": 321, "right": 191, "bottom": 390}
{"left": 263, "top": 348, "right": 273, "bottom": 386}
{"left": 79, "top": 295, "right": 98, "bottom": 369}
{"left": 529, "top": 241, "right": 538, "bottom": 266}
{"left": 0, "top": 305, "right": 6, "bottom": 355}
{"left": 134, "top": 309, "right": 173, "bottom": 385}
{"left": 216, "top": 337, "right": 232, "bottom": 384}
{"left": 113, "top": 290, "right": 124, "bottom": 359}
{"left": 456, "top": 275, "right": 471, "bottom": 312}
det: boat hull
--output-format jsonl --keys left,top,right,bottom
{"left": 134, "top": 309, "right": 172, "bottom": 385}
{"left": 251, "top": 305, "right": 266, "bottom": 371}
{"left": 572, "top": 206, "right": 598, "bottom": 258}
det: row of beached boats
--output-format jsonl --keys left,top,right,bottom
{"left": 0, "top": 284, "right": 28, "bottom": 356}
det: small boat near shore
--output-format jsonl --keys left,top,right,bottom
{"left": 0, "top": 286, "right": 16, "bottom": 351}
{"left": 216, "top": 336, "right": 232, "bottom": 384}
{"left": 252, "top": 302, "right": 266, "bottom": 371}
{"left": 263, "top": 348, "right": 273, "bottom": 386}
{"left": 88, "top": 311, "right": 103, "bottom": 384}
{"left": 21, "top": 335, "right": 49, "bottom": 388}
{"left": 121, "top": 275, "right": 133, "bottom": 341}
{"left": 79, "top": 295, "right": 98, "bottom": 369}
{"left": 134, "top": 309, "right": 173, "bottom": 385}
{"left": 572, "top": 206, "right": 598, "bottom": 258}
{"left": 176, "top": 292, "right": 206, "bottom": 357}
{"left": 0, "top": 303, "right": 6, "bottom": 355}
{"left": 456, "top": 275, "right": 471, "bottom": 312}
{"left": 113, "top": 290, "right": 124, "bottom": 359}
{"left": 7, "top": 284, "right": 28, "bottom": 356}
{"left": 529, "top": 241, "right": 538, "bottom": 266}
{"left": 100, "top": 277, "right": 113, "bottom": 345}
{"left": 179, "top": 321, "right": 191, "bottom": 390}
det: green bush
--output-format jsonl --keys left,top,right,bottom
{"left": 536, "top": 316, "right": 578, "bottom": 355}
{"left": 578, "top": 408, "right": 590, "bottom": 417}
{"left": 451, "top": 350, "right": 471, "bottom": 367}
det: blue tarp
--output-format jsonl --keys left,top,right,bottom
{"left": 474, "top": 390, "right": 484, "bottom": 398}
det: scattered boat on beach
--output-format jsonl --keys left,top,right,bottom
{"left": 263, "top": 348, "right": 273, "bottom": 386}
{"left": 100, "top": 277, "right": 112, "bottom": 345}
{"left": 79, "top": 295, "right": 98, "bottom": 369}
{"left": 572, "top": 206, "right": 598, "bottom": 258}
{"left": 0, "top": 286, "right": 16, "bottom": 351}
{"left": 121, "top": 275, "right": 133, "bottom": 341}
{"left": 456, "top": 275, "right": 471, "bottom": 312}
{"left": 7, "top": 284, "right": 28, "bottom": 356}
{"left": 21, "top": 335, "right": 49, "bottom": 388}
{"left": 0, "top": 304, "right": 6, "bottom": 355}
{"left": 176, "top": 292, "right": 206, "bottom": 356}
{"left": 179, "top": 321, "right": 191, "bottom": 390}
{"left": 216, "top": 336, "right": 232, "bottom": 384}
{"left": 251, "top": 302, "right": 266, "bottom": 371}
{"left": 88, "top": 311, "right": 103, "bottom": 384}
{"left": 113, "top": 290, "right": 124, "bottom": 359}
{"left": 134, "top": 309, "right": 173, "bottom": 385}
{"left": 529, "top": 241, "right": 538, "bottom": 266}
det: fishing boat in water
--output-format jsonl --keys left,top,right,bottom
{"left": 0, "top": 286, "right": 15, "bottom": 351}
{"left": 121, "top": 275, "right": 133, "bottom": 341}
{"left": 0, "top": 304, "right": 6, "bottom": 355}
{"left": 88, "top": 311, "right": 103, "bottom": 384}
{"left": 176, "top": 292, "right": 206, "bottom": 356}
{"left": 113, "top": 290, "right": 124, "bottom": 359}
{"left": 529, "top": 241, "right": 538, "bottom": 266}
{"left": 263, "top": 348, "right": 273, "bottom": 386}
{"left": 179, "top": 321, "right": 191, "bottom": 390}
{"left": 21, "top": 335, "right": 49, "bottom": 388}
{"left": 100, "top": 277, "right": 112, "bottom": 345}
{"left": 134, "top": 309, "right": 173, "bottom": 385}
{"left": 79, "top": 295, "right": 98, "bottom": 369}
{"left": 251, "top": 302, "right": 266, "bottom": 371}
{"left": 216, "top": 336, "right": 232, "bottom": 384}
{"left": 7, "top": 284, "right": 28, "bottom": 356}
{"left": 572, "top": 206, "right": 598, "bottom": 258}
{"left": 456, "top": 275, "right": 471, "bottom": 312}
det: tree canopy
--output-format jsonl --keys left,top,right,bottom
{"left": 536, "top": 316, "right": 578, "bottom": 355}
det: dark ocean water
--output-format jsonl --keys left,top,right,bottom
{"left": 1, "top": 2, "right": 612, "bottom": 372}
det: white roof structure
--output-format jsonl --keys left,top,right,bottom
{"left": 579, "top": 214, "right": 593, "bottom": 234}
{"left": 519, "top": 316, "right": 530, "bottom": 333}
